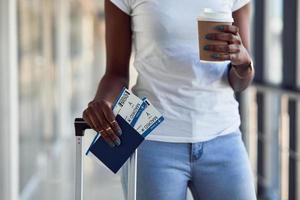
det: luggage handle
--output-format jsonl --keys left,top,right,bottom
{"left": 74, "top": 118, "right": 88, "bottom": 200}
{"left": 75, "top": 118, "right": 91, "bottom": 136}
{"left": 74, "top": 118, "right": 137, "bottom": 200}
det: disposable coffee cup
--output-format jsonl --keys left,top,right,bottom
{"left": 198, "top": 8, "right": 234, "bottom": 62}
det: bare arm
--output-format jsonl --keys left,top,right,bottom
{"left": 82, "top": 0, "right": 132, "bottom": 147}
{"left": 94, "top": 0, "right": 132, "bottom": 103}
{"left": 233, "top": 3, "right": 251, "bottom": 50}
{"left": 229, "top": 3, "right": 254, "bottom": 92}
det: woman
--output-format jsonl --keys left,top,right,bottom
{"left": 83, "top": 0, "right": 256, "bottom": 199}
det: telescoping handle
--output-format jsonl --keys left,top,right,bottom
{"left": 74, "top": 118, "right": 137, "bottom": 200}
{"left": 75, "top": 118, "right": 91, "bottom": 136}
{"left": 74, "top": 118, "right": 90, "bottom": 200}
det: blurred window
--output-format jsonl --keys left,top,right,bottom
{"left": 264, "top": 0, "right": 283, "bottom": 84}
{"left": 18, "top": 0, "right": 57, "bottom": 192}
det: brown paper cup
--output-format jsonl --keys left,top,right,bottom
{"left": 198, "top": 20, "right": 232, "bottom": 62}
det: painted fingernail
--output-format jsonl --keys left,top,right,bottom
{"left": 205, "top": 34, "right": 212, "bottom": 39}
{"left": 108, "top": 141, "right": 115, "bottom": 148}
{"left": 203, "top": 45, "right": 210, "bottom": 50}
{"left": 117, "top": 129, "right": 123, "bottom": 136}
{"left": 114, "top": 138, "right": 121, "bottom": 146}
{"left": 216, "top": 25, "right": 224, "bottom": 31}
{"left": 211, "top": 53, "right": 220, "bottom": 59}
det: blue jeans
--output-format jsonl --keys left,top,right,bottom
{"left": 121, "top": 130, "right": 257, "bottom": 200}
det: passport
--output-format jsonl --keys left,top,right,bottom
{"left": 89, "top": 115, "right": 144, "bottom": 174}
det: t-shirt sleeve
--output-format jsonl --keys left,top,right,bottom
{"left": 232, "top": 0, "right": 250, "bottom": 12}
{"left": 110, "top": 0, "right": 132, "bottom": 15}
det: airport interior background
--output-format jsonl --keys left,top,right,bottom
{"left": 0, "top": 0, "right": 300, "bottom": 200}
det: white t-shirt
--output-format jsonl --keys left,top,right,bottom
{"left": 110, "top": 0, "right": 251, "bottom": 143}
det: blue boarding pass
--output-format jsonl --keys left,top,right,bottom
{"left": 133, "top": 98, "right": 164, "bottom": 137}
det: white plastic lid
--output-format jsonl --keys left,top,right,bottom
{"left": 197, "top": 8, "right": 233, "bottom": 23}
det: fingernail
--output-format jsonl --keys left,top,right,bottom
{"left": 118, "top": 129, "right": 123, "bottom": 136}
{"left": 216, "top": 25, "right": 224, "bottom": 31}
{"left": 205, "top": 34, "right": 212, "bottom": 39}
{"left": 203, "top": 45, "right": 210, "bottom": 50}
{"left": 211, "top": 53, "right": 220, "bottom": 59}
{"left": 108, "top": 141, "right": 115, "bottom": 148}
{"left": 114, "top": 138, "right": 121, "bottom": 146}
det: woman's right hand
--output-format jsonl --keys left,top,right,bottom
{"left": 82, "top": 99, "right": 122, "bottom": 148}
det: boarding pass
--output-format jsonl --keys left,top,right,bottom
{"left": 133, "top": 98, "right": 164, "bottom": 137}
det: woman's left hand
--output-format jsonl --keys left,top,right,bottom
{"left": 204, "top": 25, "right": 251, "bottom": 66}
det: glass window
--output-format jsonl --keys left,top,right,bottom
{"left": 264, "top": 0, "right": 283, "bottom": 84}
{"left": 18, "top": 0, "right": 57, "bottom": 192}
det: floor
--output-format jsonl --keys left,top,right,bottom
{"left": 24, "top": 131, "right": 124, "bottom": 200}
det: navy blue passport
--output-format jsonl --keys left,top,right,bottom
{"left": 89, "top": 115, "right": 145, "bottom": 174}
